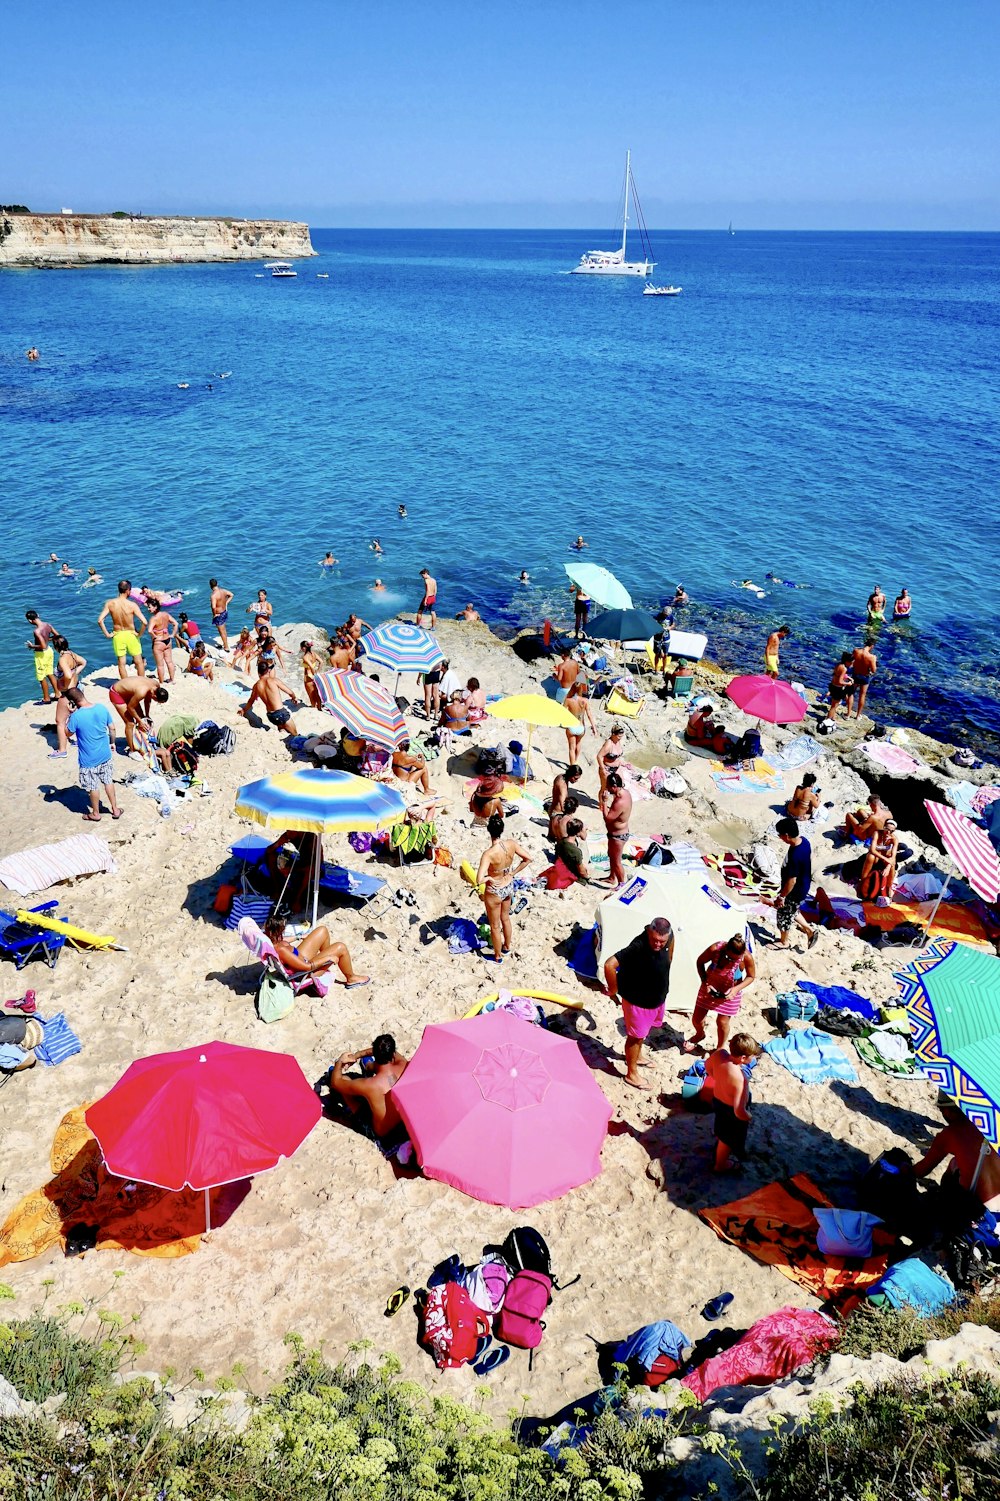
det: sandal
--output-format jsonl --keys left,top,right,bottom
{"left": 82, "top": 813, "right": 102, "bottom": 822}
{"left": 473, "top": 1346, "right": 510, "bottom": 1376}
{"left": 384, "top": 1286, "right": 410, "bottom": 1318}
{"left": 701, "top": 1292, "right": 735, "bottom": 1321}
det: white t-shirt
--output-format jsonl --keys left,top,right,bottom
{"left": 439, "top": 669, "right": 462, "bottom": 699}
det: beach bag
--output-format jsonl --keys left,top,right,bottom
{"left": 485, "top": 1225, "right": 580, "bottom": 1291}
{"left": 496, "top": 1270, "right": 551, "bottom": 1360}
{"left": 638, "top": 841, "right": 671, "bottom": 867}
{"left": 749, "top": 843, "right": 781, "bottom": 884}
{"left": 224, "top": 894, "right": 273, "bottom": 932}
{"left": 479, "top": 1259, "right": 512, "bottom": 1313}
{"left": 255, "top": 970, "right": 294, "bottom": 1023}
{"left": 643, "top": 1353, "right": 680, "bottom": 1388}
{"left": 169, "top": 740, "right": 199, "bottom": 776}
{"left": 777, "top": 991, "right": 818, "bottom": 1023}
{"left": 814, "top": 1208, "right": 883, "bottom": 1258}
{"left": 213, "top": 882, "right": 237, "bottom": 916}
{"left": 421, "top": 1283, "right": 491, "bottom": 1370}
{"left": 348, "top": 831, "right": 373, "bottom": 854}
{"left": 735, "top": 728, "right": 762, "bottom": 761}
{"left": 194, "top": 724, "right": 236, "bottom": 756}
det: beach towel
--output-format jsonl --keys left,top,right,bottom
{"left": 869, "top": 1258, "right": 956, "bottom": 1316}
{"left": 971, "top": 786, "right": 1000, "bottom": 817}
{"left": 710, "top": 758, "right": 783, "bottom": 794}
{"left": 703, "top": 852, "right": 778, "bottom": 896}
{"left": 771, "top": 735, "right": 825, "bottom": 772}
{"left": 618, "top": 763, "right": 653, "bottom": 802}
{"left": 0, "top": 835, "right": 118, "bottom": 898}
{"left": 862, "top": 898, "right": 991, "bottom": 948}
{"left": 34, "top": 1012, "right": 82, "bottom": 1067}
{"left": 0, "top": 1107, "right": 216, "bottom": 1266}
{"left": 700, "top": 1174, "right": 894, "bottom": 1310}
{"left": 861, "top": 743, "right": 922, "bottom": 775}
{"left": 796, "top": 981, "right": 878, "bottom": 1020}
{"left": 945, "top": 781, "right": 985, "bottom": 820}
{"left": 567, "top": 924, "right": 599, "bottom": 980}
{"left": 667, "top": 841, "right": 707, "bottom": 874}
{"left": 613, "top": 1319, "right": 690, "bottom": 1372}
{"left": 854, "top": 1029, "right": 916, "bottom": 1077}
{"left": 681, "top": 1306, "right": 837, "bottom": 1401}
{"left": 764, "top": 1028, "right": 858, "bottom": 1084}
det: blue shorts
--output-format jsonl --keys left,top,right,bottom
{"left": 213, "top": 609, "right": 229, "bottom": 626}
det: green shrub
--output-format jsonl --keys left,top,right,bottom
{"left": 835, "top": 1292, "right": 1000, "bottom": 1363}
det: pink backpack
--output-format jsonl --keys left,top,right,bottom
{"left": 496, "top": 1270, "right": 551, "bottom": 1354}
{"left": 421, "top": 1283, "right": 492, "bottom": 1370}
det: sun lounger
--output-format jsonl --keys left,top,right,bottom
{"left": 319, "top": 863, "right": 388, "bottom": 913}
{"left": 0, "top": 903, "right": 66, "bottom": 970}
{"left": 606, "top": 688, "right": 645, "bottom": 719}
{"left": 237, "top": 916, "right": 331, "bottom": 997}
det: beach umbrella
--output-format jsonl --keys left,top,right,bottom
{"left": 313, "top": 669, "right": 407, "bottom": 749}
{"left": 85, "top": 1041, "right": 321, "bottom": 1233}
{"left": 564, "top": 561, "right": 633, "bottom": 611}
{"left": 485, "top": 691, "right": 581, "bottom": 776}
{"left": 585, "top": 607, "right": 662, "bottom": 643}
{"left": 925, "top": 801, "right": 1000, "bottom": 904}
{"left": 234, "top": 768, "right": 406, "bottom": 923}
{"left": 726, "top": 675, "right": 807, "bottom": 726}
{"left": 357, "top": 621, "right": 443, "bottom": 694}
{"left": 895, "top": 938, "right": 1000, "bottom": 1151}
{"left": 392, "top": 1011, "right": 612, "bottom": 1208}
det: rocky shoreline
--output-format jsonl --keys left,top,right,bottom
{"left": 0, "top": 213, "right": 315, "bottom": 267}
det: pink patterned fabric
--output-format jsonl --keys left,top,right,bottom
{"left": 682, "top": 1305, "right": 837, "bottom": 1401}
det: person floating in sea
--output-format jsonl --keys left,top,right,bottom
{"left": 209, "top": 577, "right": 234, "bottom": 652}
{"left": 81, "top": 567, "right": 103, "bottom": 588}
{"left": 98, "top": 580, "right": 147, "bottom": 679}
{"left": 319, "top": 551, "right": 338, "bottom": 568}
{"left": 398, "top": 505, "right": 407, "bottom": 518}
{"left": 866, "top": 584, "right": 886, "bottom": 623}
{"left": 518, "top": 569, "right": 530, "bottom": 584}
{"left": 571, "top": 535, "right": 587, "bottom": 550}
{"left": 58, "top": 562, "right": 76, "bottom": 578}
{"left": 848, "top": 640, "right": 878, "bottom": 719}
{"left": 371, "top": 538, "right": 383, "bottom": 555}
{"left": 415, "top": 568, "right": 437, "bottom": 628}
{"left": 893, "top": 586, "right": 912, "bottom": 619}
{"left": 673, "top": 584, "right": 689, "bottom": 607}
{"left": 26, "top": 347, "right": 39, "bottom": 362}
{"left": 372, "top": 578, "right": 386, "bottom": 592}
{"left": 764, "top": 625, "right": 790, "bottom": 680}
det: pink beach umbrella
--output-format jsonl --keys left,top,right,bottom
{"left": 726, "top": 674, "right": 807, "bottom": 725}
{"left": 392, "top": 1011, "right": 613, "bottom": 1209}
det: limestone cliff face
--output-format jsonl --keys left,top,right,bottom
{"left": 0, "top": 214, "right": 315, "bottom": 267}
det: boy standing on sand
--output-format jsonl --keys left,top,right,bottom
{"left": 416, "top": 569, "right": 437, "bottom": 628}
{"left": 705, "top": 1033, "right": 759, "bottom": 1171}
{"left": 209, "top": 578, "right": 234, "bottom": 651}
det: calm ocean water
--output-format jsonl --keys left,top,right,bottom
{"left": 2, "top": 229, "right": 998, "bottom": 755}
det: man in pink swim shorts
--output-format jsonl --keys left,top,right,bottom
{"left": 603, "top": 917, "right": 674, "bottom": 1090}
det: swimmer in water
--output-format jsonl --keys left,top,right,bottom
{"left": 26, "top": 348, "right": 40, "bottom": 362}
{"left": 320, "top": 551, "right": 338, "bottom": 568}
{"left": 177, "top": 382, "right": 190, "bottom": 390}
{"left": 58, "top": 563, "right": 76, "bottom": 577}
{"left": 398, "top": 505, "right": 407, "bottom": 518}
{"left": 371, "top": 538, "right": 383, "bottom": 555}
{"left": 571, "top": 535, "right": 587, "bottom": 550}
{"left": 673, "top": 584, "right": 689, "bottom": 606}
{"left": 81, "top": 567, "right": 103, "bottom": 588}
{"left": 519, "top": 569, "right": 530, "bottom": 584}
{"left": 893, "top": 586, "right": 911, "bottom": 619}
{"left": 372, "top": 578, "right": 386, "bottom": 592}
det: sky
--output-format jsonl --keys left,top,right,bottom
{"left": 6, "top": 0, "right": 1000, "bottom": 229}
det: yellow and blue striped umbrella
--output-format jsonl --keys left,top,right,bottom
{"left": 313, "top": 669, "right": 407, "bottom": 749}
{"left": 234, "top": 768, "right": 407, "bottom": 838}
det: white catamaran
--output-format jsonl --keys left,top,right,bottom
{"left": 570, "top": 151, "right": 655, "bottom": 276}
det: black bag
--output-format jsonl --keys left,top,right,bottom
{"left": 483, "top": 1225, "right": 580, "bottom": 1291}
{"left": 194, "top": 725, "right": 236, "bottom": 756}
{"left": 857, "top": 1151, "right": 925, "bottom": 1238}
{"left": 814, "top": 1005, "right": 869, "bottom": 1038}
{"left": 169, "top": 740, "right": 199, "bottom": 776}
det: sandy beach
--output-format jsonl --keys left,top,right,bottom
{"left": 0, "top": 615, "right": 989, "bottom": 1416}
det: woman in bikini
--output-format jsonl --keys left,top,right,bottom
{"left": 684, "top": 935, "right": 756, "bottom": 1053}
{"left": 597, "top": 724, "right": 625, "bottom": 795}
{"left": 300, "top": 640, "right": 324, "bottom": 708}
{"left": 564, "top": 679, "right": 595, "bottom": 767}
{"left": 463, "top": 676, "right": 487, "bottom": 723}
{"left": 232, "top": 628, "right": 257, "bottom": 674}
{"left": 476, "top": 813, "right": 532, "bottom": 963}
{"left": 147, "top": 601, "right": 178, "bottom": 684}
{"left": 248, "top": 589, "right": 273, "bottom": 630}
{"left": 49, "top": 634, "right": 87, "bottom": 757}
{"left": 860, "top": 819, "right": 899, "bottom": 904}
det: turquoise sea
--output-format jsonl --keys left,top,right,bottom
{"left": 2, "top": 229, "right": 998, "bottom": 755}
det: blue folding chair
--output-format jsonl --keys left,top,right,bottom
{"left": 319, "top": 863, "right": 388, "bottom": 914}
{"left": 0, "top": 902, "right": 67, "bottom": 970}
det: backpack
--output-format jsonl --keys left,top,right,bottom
{"left": 255, "top": 970, "right": 294, "bottom": 1023}
{"left": 421, "top": 1283, "right": 492, "bottom": 1370}
{"left": 194, "top": 724, "right": 236, "bottom": 756}
{"left": 169, "top": 740, "right": 199, "bottom": 776}
{"left": 484, "top": 1225, "right": 579, "bottom": 1291}
{"left": 496, "top": 1270, "right": 551, "bottom": 1361}
{"left": 735, "top": 728, "right": 762, "bottom": 761}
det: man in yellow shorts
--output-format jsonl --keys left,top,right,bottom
{"left": 98, "top": 579, "right": 147, "bottom": 678}
{"left": 764, "top": 624, "right": 790, "bottom": 680}
{"left": 25, "top": 610, "right": 59, "bottom": 703}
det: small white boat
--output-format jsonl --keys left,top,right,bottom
{"left": 643, "top": 284, "right": 682, "bottom": 296}
{"left": 316, "top": 272, "right": 329, "bottom": 278}
{"left": 571, "top": 151, "right": 654, "bottom": 277}
{"left": 265, "top": 261, "right": 297, "bottom": 278}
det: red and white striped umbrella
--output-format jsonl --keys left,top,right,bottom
{"left": 925, "top": 800, "right": 1000, "bottom": 903}
{"left": 313, "top": 670, "right": 407, "bottom": 749}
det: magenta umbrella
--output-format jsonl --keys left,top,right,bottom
{"left": 392, "top": 1011, "right": 613, "bottom": 1208}
{"left": 726, "top": 674, "right": 807, "bottom": 725}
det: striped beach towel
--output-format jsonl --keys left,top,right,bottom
{"left": 764, "top": 1027, "right": 858, "bottom": 1085}
{"left": 0, "top": 835, "right": 117, "bottom": 898}
{"left": 35, "top": 1013, "right": 82, "bottom": 1068}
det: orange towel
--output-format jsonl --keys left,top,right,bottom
{"left": 700, "top": 1173, "right": 894, "bottom": 1312}
{"left": 0, "top": 1106, "right": 231, "bottom": 1266}
{"left": 862, "top": 899, "right": 991, "bottom": 948}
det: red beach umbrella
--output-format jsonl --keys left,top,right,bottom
{"left": 85, "top": 1041, "right": 321, "bottom": 1232}
{"left": 726, "top": 674, "right": 807, "bottom": 725}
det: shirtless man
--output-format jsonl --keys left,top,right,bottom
{"left": 909, "top": 1103, "right": 1000, "bottom": 1213}
{"left": 108, "top": 675, "right": 169, "bottom": 753}
{"left": 764, "top": 625, "right": 790, "bottom": 680}
{"left": 597, "top": 725, "right": 626, "bottom": 795}
{"left": 786, "top": 771, "right": 820, "bottom": 822}
{"left": 329, "top": 1035, "right": 408, "bottom": 1139}
{"left": 601, "top": 771, "right": 633, "bottom": 888}
{"left": 263, "top": 913, "right": 369, "bottom": 989}
{"left": 328, "top": 635, "right": 355, "bottom": 671}
{"left": 457, "top": 602, "right": 481, "bottom": 622}
{"left": 209, "top": 578, "right": 234, "bottom": 651}
{"left": 238, "top": 659, "right": 300, "bottom": 736}
{"left": 705, "top": 1034, "right": 759, "bottom": 1171}
{"left": 686, "top": 702, "right": 717, "bottom": 744}
{"left": 548, "top": 763, "right": 582, "bottom": 824}
{"left": 842, "top": 793, "right": 889, "bottom": 844}
{"left": 848, "top": 642, "right": 878, "bottom": 718}
{"left": 25, "top": 610, "right": 59, "bottom": 703}
{"left": 98, "top": 580, "right": 147, "bottom": 678}
{"left": 392, "top": 740, "right": 431, "bottom": 793}
{"left": 866, "top": 584, "right": 886, "bottom": 622}
{"left": 415, "top": 568, "right": 437, "bottom": 628}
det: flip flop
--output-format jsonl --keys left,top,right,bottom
{"left": 47, "top": 751, "right": 67, "bottom": 759}
{"left": 344, "top": 977, "right": 371, "bottom": 989}
{"left": 82, "top": 813, "right": 102, "bottom": 822}
{"left": 701, "top": 1292, "right": 735, "bottom": 1320}
{"left": 473, "top": 1346, "right": 510, "bottom": 1376}
{"left": 473, "top": 1333, "right": 493, "bottom": 1361}
{"left": 384, "top": 1286, "right": 410, "bottom": 1318}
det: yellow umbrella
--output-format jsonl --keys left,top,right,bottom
{"left": 485, "top": 693, "right": 580, "bottom": 776}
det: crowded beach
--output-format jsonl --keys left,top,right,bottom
{"left": 1, "top": 555, "right": 999, "bottom": 1433}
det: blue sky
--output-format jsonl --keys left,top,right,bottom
{"left": 7, "top": 1, "right": 999, "bottom": 227}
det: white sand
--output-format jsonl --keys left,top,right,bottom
{"left": 0, "top": 620, "right": 948, "bottom": 1412}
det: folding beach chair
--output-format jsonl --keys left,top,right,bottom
{"left": 606, "top": 687, "right": 645, "bottom": 719}
{"left": 319, "top": 863, "right": 389, "bottom": 915}
{"left": 0, "top": 902, "right": 66, "bottom": 969}
{"left": 236, "top": 916, "right": 331, "bottom": 997}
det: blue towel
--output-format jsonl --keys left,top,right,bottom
{"left": 0, "top": 1043, "right": 26, "bottom": 1070}
{"left": 35, "top": 1012, "right": 82, "bottom": 1067}
{"left": 764, "top": 1027, "right": 858, "bottom": 1084}
{"left": 445, "top": 917, "right": 482, "bottom": 954}
{"left": 797, "top": 982, "right": 878, "bottom": 1021}
{"left": 870, "top": 1258, "right": 955, "bottom": 1316}
{"left": 613, "top": 1320, "right": 690, "bottom": 1372}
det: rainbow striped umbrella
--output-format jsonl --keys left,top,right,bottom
{"left": 313, "top": 670, "right": 407, "bottom": 749}
{"left": 234, "top": 769, "right": 406, "bottom": 923}
{"left": 358, "top": 621, "right": 444, "bottom": 676}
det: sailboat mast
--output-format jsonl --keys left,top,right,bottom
{"left": 622, "top": 149, "right": 630, "bottom": 259}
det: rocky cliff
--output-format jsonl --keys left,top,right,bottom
{"left": 0, "top": 213, "right": 315, "bottom": 267}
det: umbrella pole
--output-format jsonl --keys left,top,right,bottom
{"left": 312, "top": 835, "right": 321, "bottom": 929}
{"left": 204, "top": 1186, "right": 211, "bottom": 1236}
{"left": 526, "top": 724, "right": 534, "bottom": 785}
{"left": 915, "top": 868, "right": 951, "bottom": 947}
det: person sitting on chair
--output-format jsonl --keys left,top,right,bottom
{"left": 328, "top": 1034, "right": 409, "bottom": 1140}
{"left": 392, "top": 739, "right": 431, "bottom": 792}
{"left": 263, "top": 913, "right": 370, "bottom": 988}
